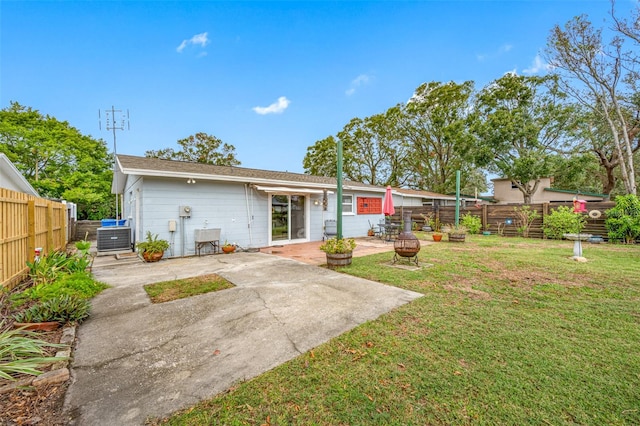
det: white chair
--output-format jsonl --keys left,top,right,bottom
{"left": 323, "top": 220, "right": 337, "bottom": 240}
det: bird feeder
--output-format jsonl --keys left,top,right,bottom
{"left": 573, "top": 198, "right": 587, "bottom": 213}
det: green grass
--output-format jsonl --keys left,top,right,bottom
{"left": 143, "top": 274, "right": 234, "bottom": 303}
{"left": 152, "top": 236, "right": 640, "bottom": 425}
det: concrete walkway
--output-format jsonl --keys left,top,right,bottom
{"left": 63, "top": 251, "right": 422, "bottom": 425}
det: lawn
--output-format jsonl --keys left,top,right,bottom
{"left": 153, "top": 236, "right": 640, "bottom": 425}
{"left": 143, "top": 273, "right": 234, "bottom": 303}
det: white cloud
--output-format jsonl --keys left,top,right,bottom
{"left": 253, "top": 96, "right": 290, "bottom": 115}
{"left": 346, "top": 73, "right": 372, "bottom": 96}
{"left": 176, "top": 32, "right": 210, "bottom": 53}
{"left": 476, "top": 43, "right": 513, "bottom": 62}
{"left": 523, "top": 54, "right": 551, "bottom": 74}
{"left": 500, "top": 44, "right": 513, "bottom": 53}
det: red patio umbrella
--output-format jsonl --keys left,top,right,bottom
{"left": 382, "top": 185, "right": 395, "bottom": 217}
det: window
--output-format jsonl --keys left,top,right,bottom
{"left": 342, "top": 194, "right": 353, "bottom": 214}
{"left": 357, "top": 197, "right": 382, "bottom": 214}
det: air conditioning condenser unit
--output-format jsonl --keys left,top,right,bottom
{"left": 97, "top": 227, "right": 132, "bottom": 251}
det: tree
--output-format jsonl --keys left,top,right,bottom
{"left": 302, "top": 136, "right": 342, "bottom": 178}
{"left": 336, "top": 110, "right": 410, "bottom": 186}
{"left": 303, "top": 110, "right": 409, "bottom": 187}
{"left": 145, "top": 132, "right": 240, "bottom": 166}
{"left": 471, "top": 73, "right": 579, "bottom": 203}
{"left": 546, "top": 13, "right": 638, "bottom": 195}
{"left": 0, "top": 102, "right": 114, "bottom": 219}
{"left": 547, "top": 153, "right": 605, "bottom": 195}
{"left": 398, "top": 81, "right": 483, "bottom": 194}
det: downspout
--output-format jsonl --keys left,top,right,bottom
{"left": 337, "top": 139, "right": 343, "bottom": 239}
{"left": 245, "top": 184, "right": 253, "bottom": 247}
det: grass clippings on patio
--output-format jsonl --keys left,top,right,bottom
{"left": 151, "top": 236, "right": 640, "bottom": 425}
{"left": 143, "top": 274, "right": 234, "bottom": 303}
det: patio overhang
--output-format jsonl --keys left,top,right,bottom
{"left": 253, "top": 185, "right": 334, "bottom": 195}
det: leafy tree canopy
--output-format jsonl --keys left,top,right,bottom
{"left": 0, "top": 102, "right": 113, "bottom": 219}
{"left": 145, "top": 132, "right": 240, "bottom": 166}
{"left": 400, "top": 80, "right": 483, "bottom": 194}
{"left": 471, "top": 73, "right": 579, "bottom": 203}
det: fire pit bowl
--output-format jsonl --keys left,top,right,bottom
{"left": 393, "top": 211, "right": 421, "bottom": 266}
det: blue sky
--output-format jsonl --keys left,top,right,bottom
{"left": 0, "top": 1, "right": 622, "bottom": 174}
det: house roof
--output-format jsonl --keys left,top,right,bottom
{"left": 115, "top": 154, "right": 454, "bottom": 200}
{"left": 0, "top": 153, "right": 39, "bottom": 196}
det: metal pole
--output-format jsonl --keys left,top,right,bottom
{"left": 100, "top": 106, "right": 129, "bottom": 226}
{"left": 455, "top": 170, "right": 461, "bottom": 226}
{"left": 112, "top": 106, "right": 119, "bottom": 225}
{"left": 336, "top": 138, "right": 343, "bottom": 240}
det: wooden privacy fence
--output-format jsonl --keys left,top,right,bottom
{"left": 1, "top": 188, "right": 67, "bottom": 289}
{"left": 392, "top": 201, "right": 615, "bottom": 239}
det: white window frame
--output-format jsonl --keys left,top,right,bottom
{"left": 342, "top": 194, "right": 354, "bottom": 215}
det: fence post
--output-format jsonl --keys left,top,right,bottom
{"left": 482, "top": 204, "right": 488, "bottom": 231}
{"left": 47, "top": 201, "right": 54, "bottom": 252}
{"left": 28, "top": 200, "right": 36, "bottom": 262}
{"left": 61, "top": 204, "right": 67, "bottom": 248}
{"left": 542, "top": 203, "right": 549, "bottom": 239}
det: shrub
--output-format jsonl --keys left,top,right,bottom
{"left": 543, "top": 206, "right": 587, "bottom": 239}
{"left": 26, "top": 251, "right": 91, "bottom": 286}
{"left": 605, "top": 194, "right": 640, "bottom": 243}
{"left": 514, "top": 205, "right": 540, "bottom": 238}
{"left": 0, "top": 321, "right": 67, "bottom": 381}
{"left": 27, "top": 271, "right": 108, "bottom": 302}
{"left": 13, "top": 295, "right": 91, "bottom": 324}
{"left": 461, "top": 213, "right": 482, "bottom": 234}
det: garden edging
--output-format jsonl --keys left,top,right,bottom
{"left": 0, "top": 324, "right": 76, "bottom": 395}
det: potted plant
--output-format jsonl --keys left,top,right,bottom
{"left": 221, "top": 241, "right": 236, "bottom": 254}
{"left": 75, "top": 232, "right": 91, "bottom": 255}
{"left": 431, "top": 218, "right": 443, "bottom": 241}
{"left": 367, "top": 220, "right": 376, "bottom": 237}
{"left": 320, "top": 237, "right": 357, "bottom": 269}
{"left": 136, "top": 231, "right": 169, "bottom": 262}
{"left": 447, "top": 224, "right": 467, "bottom": 242}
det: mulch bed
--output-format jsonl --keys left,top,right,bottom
{"left": 1, "top": 285, "right": 69, "bottom": 425}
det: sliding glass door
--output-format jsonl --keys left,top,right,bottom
{"left": 271, "top": 194, "right": 306, "bottom": 242}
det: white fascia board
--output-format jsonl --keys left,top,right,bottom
{"left": 120, "top": 167, "right": 334, "bottom": 190}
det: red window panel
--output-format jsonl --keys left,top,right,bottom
{"left": 357, "top": 197, "right": 382, "bottom": 214}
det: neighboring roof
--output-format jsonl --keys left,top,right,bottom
{"left": 394, "top": 187, "right": 456, "bottom": 201}
{"left": 543, "top": 187, "right": 607, "bottom": 198}
{"left": 115, "top": 154, "right": 453, "bottom": 200}
{"left": 0, "top": 153, "right": 39, "bottom": 196}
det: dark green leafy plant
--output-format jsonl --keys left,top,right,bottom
{"left": 606, "top": 194, "right": 640, "bottom": 243}
{"left": 543, "top": 206, "right": 587, "bottom": 239}
{"left": 136, "top": 231, "right": 170, "bottom": 254}
{"left": 27, "top": 271, "right": 107, "bottom": 302}
{"left": 0, "top": 321, "right": 67, "bottom": 381}
{"left": 13, "top": 294, "right": 91, "bottom": 324}
{"left": 461, "top": 213, "right": 482, "bottom": 234}
{"left": 26, "top": 251, "right": 90, "bottom": 286}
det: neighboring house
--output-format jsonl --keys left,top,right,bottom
{"left": 0, "top": 153, "right": 39, "bottom": 196}
{"left": 491, "top": 177, "right": 607, "bottom": 204}
{"left": 113, "top": 154, "right": 455, "bottom": 257}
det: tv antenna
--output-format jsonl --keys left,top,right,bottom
{"left": 99, "top": 106, "right": 130, "bottom": 224}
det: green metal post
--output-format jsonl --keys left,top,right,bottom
{"left": 336, "top": 138, "right": 343, "bottom": 239}
{"left": 455, "top": 170, "right": 461, "bottom": 226}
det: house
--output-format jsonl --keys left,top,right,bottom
{"left": 491, "top": 177, "right": 607, "bottom": 204}
{"left": 113, "top": 154, "right": 455, "bottom": 257}
{"left": 0, "top": 153, "right": 39, "bottom": 196}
